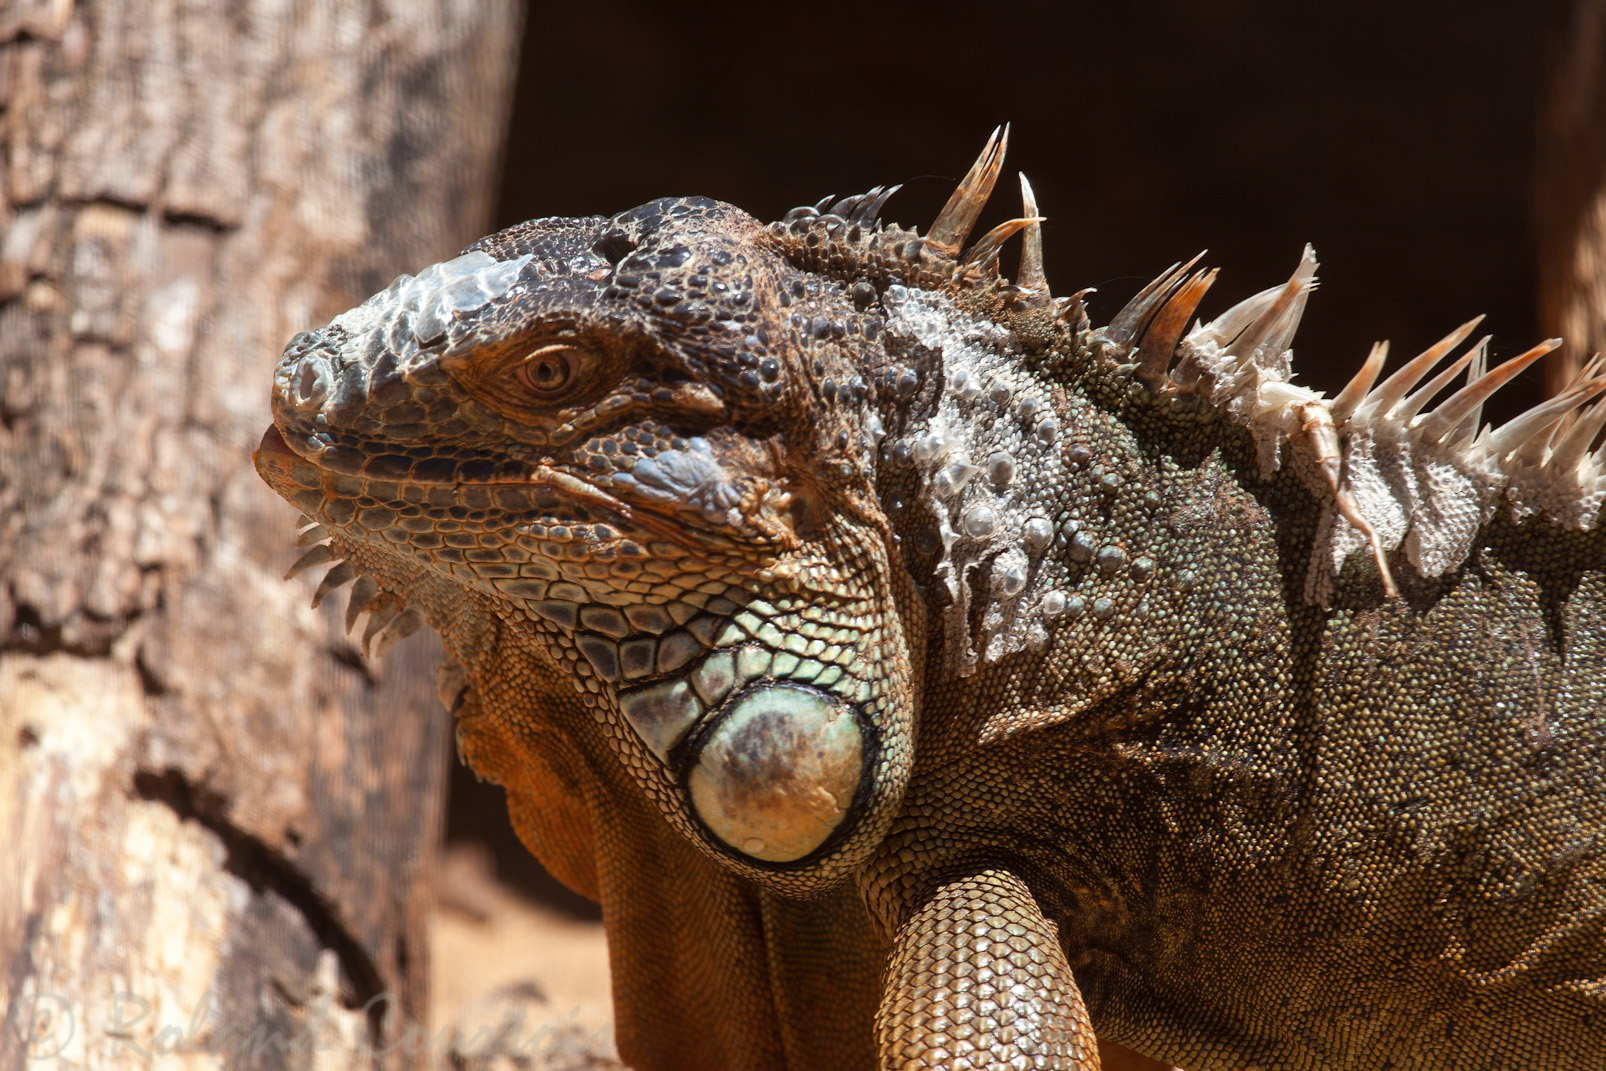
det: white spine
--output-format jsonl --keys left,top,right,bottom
{"left": 1166, "top": 246, "right": 1601, "bottom": 603}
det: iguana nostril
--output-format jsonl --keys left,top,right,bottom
{"left": 688, "top": 683, "right": 865, "bottom": 864}
{"left": 295, "top": 362, "right": 327, "bottom": 407}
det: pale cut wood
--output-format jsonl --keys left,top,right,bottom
{"left": 0, "top": 1, "right": 520, "bottom": 1066}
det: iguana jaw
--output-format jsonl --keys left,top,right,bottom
{"left": 261, "top": 420, "right": 914, "bottom": 889}
{"left": 256, "top": 418, "right": 779, "bottom": 559}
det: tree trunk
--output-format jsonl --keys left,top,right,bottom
{"left": 1537, "top": 0, "right": 1606, "bottom": 394}
{"left": 0, "top": 1, "right": 520, "bottom": 1066}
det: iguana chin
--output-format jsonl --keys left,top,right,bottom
{"left": 256, "top": 128, "right": 1606, "bottom": 1070}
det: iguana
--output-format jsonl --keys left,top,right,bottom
{"left": 255, "top": 129, "right": 1606, "bottom": 1070}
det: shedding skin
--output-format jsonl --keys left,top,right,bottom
{"left": 1295, "top": 401, "right": 1400, "bottom": 598}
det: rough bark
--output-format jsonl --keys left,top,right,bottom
{"left": 1538, "top": 0, "right": 1606, "bottom": 394}
{"left": 0, "top": 1, "right": 520, "bottom": 1066}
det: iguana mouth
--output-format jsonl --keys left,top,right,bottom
{"left": 256, "top": 423, "right": 725, "bottom": 549}
{"left": 255, "top": 428, "right": 425, "bottom": 656}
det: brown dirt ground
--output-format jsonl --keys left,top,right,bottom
{"left": 430, "top": 843, "right": 618, "bottom": 1068}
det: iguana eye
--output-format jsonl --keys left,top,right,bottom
{"left": 515, "top": 344, "right": 588, "bottom": 398}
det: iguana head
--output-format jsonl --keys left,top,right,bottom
{"left": 254, "top": 166, "right": 1041, "bottom": 891}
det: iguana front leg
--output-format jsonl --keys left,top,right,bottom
{"left": 876, "top": 868, "right": 1100, "bottom": 1070}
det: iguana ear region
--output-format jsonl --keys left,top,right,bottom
{"left": 623, "top": 661, "right": 872, "bottom": 864}
{"left": 690, "top": 682, "right": 867, "bottom": 862}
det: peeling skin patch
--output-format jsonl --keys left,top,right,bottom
{"left": 608, "top": 436, "right": 746, "bottom": 523}
{"left": 328, "top": 250, "right": 534, "bottom": 351}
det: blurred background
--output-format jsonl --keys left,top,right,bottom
{"left": 499, "top": 2, "right": 1551, "bottom": 394}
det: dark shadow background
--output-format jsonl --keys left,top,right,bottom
{"left": 451, "top": 0, "right": 1564, "bottom": 915}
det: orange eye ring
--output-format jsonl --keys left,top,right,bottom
{"left": 515, "top": 344, "right": 584, "bottom": 398}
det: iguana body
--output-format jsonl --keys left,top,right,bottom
{"left": 256, "top": 131, "right": 1606, "bottom": 1070}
